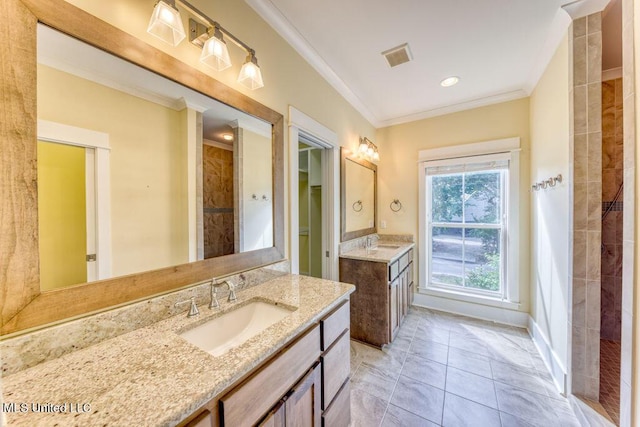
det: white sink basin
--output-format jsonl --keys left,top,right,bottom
{"left": 179, "top": 301, "right": 293, "bottom": 357}
{"left": 377, "top": 244, "right": 400, "bottom": 249}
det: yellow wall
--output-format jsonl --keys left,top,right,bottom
{"left": 529, "top": 35, "right": 570, "bottom": 368}
{"left": 242, "top": 129, "right": 273, "bottom": 250}
{"left": 37, "top": 141, "right": 87, "bottom": 290}
{"left": 376, "top": 98, "right": 531, "bottom": 312}
{"left": 37, "top": 64, "right": 189, "bottom": 277}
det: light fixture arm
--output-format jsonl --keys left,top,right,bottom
{"left": 179, "top": 0, "right": 254, "bottom": 54}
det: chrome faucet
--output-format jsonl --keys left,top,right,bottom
{"left": 210, "top": 279, "right": 237, "bottom": 306}
{"left": 175, "top": 296, "right": 199, "bottom": 317}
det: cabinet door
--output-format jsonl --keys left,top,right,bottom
{"left": 389, "top": 279, "right": 399, "bottom": 341}
{"left": 400, "top": 270, "right": 407, "bottom": 319}
{"left": 285, "top": 363, "right": 322, "bottom": 426}
{"left": 259, "top": 401, "right": 286, "bottom": 427}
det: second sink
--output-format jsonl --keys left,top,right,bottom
{"left": 179, "top": 301, "right": 293, "bottom": 357}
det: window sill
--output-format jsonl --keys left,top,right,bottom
{"left": 418, "top": 286, "right": 520, "bottom": 310}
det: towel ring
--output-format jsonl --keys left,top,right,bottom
{"left": 390, "top": 199, "right": 402, "bottom": 212}
{"left": 352, "top": 200, "right": 363, "bottom": 212}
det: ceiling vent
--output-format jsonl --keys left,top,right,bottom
{"left": 381, "top": 43, "right": 413, "bottom": 68}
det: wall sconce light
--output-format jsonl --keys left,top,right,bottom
{"left": 200, "top": 26, "right": 231, "bottom": 71}
{"left": 147, "top": 0, "right": 264, "bottom": 89}
{"left": 359, "top": 137, "right": 379, "bottom": 161}
{"left": 147, "top": 0, "right": 186, "bottom": 47}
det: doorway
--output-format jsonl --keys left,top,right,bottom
{"left": 298, "top": 143, "right": 324, "bottom": 277}
{"left": 36, "top": 119, "right": 112, "bottom": 289}
{"left": 288, "top": 106, "right": 339, "bottom": 280}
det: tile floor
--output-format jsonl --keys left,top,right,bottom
{"left": 349, "top": 306, "right": 581, "bottom": 427}
{"left": 599, "top": 339, "right": 621, "bottom": 425}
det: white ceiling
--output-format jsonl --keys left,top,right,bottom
{"left": 247, "top": 0, "right": 613, "bottom": 127}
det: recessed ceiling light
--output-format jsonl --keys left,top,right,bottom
{"left": 222, "top": 133, "right": 233, "bottom": 141}
{"left": 440, "top": 76, "right": 460, "bottom": 87}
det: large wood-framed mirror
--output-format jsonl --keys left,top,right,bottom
{"left": 0, "top": 0, "right": 284, "bottom": 336}
{"left": 340, "top": 148, "right": 377, "bottom": 241}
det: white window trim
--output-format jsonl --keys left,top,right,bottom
{"left": 418, "top": 137, "right": 520, "bottom": 305}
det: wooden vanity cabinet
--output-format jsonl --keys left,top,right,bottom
{"left": 340, "top": 247, "right": 414, "bottom": 347}
{"left": 179, "top": 300, "right": 350, "bottom": 427}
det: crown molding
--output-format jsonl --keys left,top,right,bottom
{"left": 561, "top": 0, "right": 612, "bottom": 19}
{"left": 377, "top": 90, "right": 528, "bottom": 128}
{"left": 245, "top": 0, "right": 381, "bottom": 127}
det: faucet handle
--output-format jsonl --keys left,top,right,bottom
{"left": 175, "top": 296, "right": 199, "bottom": 317}
{"left": 209, "top": 280, "right": 220, "bottom": 309}
{"left": 227, "top": 281, "right": 237, "bottom": 302}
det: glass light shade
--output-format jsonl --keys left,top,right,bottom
{"left": 359, "top": 141, "right": 368, "bottom": 153}
{"left": 373, "top": 150, "right": 380, "bottom": 161}
{"left": 200, "top": 32, "right": 232, "bottom": 71}
{"left": 147, "top": 1, "right": 186, "bottom": 47}
{"left": 367, "top": 146, "right": 374, "bottom": 157}
{"left": 238, "top": 56, "right": 264, "bottom": 90}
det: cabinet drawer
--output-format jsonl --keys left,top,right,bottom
{"left": 322, "top": 380, "right": 350, "bottom": 427}
{"left": 321, "top": 300, "right": 349, "bottom": 350}
{"left": 220, "top": 325, "right": 321, "bottom": 426}
{"left": 399, "top": 252, "right": 409, "bottom": 272}
{"left": 321, "top": 331, "right": 350, "bottom": 409}
{"left": 408, "top": 248, "right": 414, "bottom": 263}
{"left": 389, "top": 260, "right": 399, "bottom": 281}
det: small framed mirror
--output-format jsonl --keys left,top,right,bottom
{"left": 340, "top": 148, "right": 377, "bottom": 241}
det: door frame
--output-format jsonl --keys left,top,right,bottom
{"left": 288, "top": 107, "right": 339, "bottom": 280}
{"left": 37, "top": 119, "right": 112, "bottom": 280}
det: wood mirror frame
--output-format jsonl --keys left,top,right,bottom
{"left": 0, "top": 0, "right": 284, "bottom": 336}
{"left": 340, "top": 148, "right": 377, "bottom": 242}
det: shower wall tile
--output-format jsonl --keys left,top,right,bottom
{"left": 600, "top": 77, "right": 623, "bottom": 342}
{"left": 573, "top": 35, "right": 587, "bottom": 86}
{"left": 574, "top": 16, "right": 587, "bottom": 37}
{"left": 588, "top": 132, "right": 603, "bottom": 180}
{"left": 586, "top": 281, "right": 601, "bottom": 330}
{"left": 587, "top": 13, "right": 602, "bottom": 33}
{"left": 570, "top": 13, "right": 602, "bottom": 399}
{"left": 574, "top": 134, "right": 588, "bottom": 183}
{"left": 574, "top": 85, "right": 588, "bottom": 134}
{"left": 573, "top": 278, "right": 586, "bottom": 327}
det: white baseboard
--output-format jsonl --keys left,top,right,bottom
{"left": 413, "top": 293, "right": 528, "bottom": 327}
{"left": 527, "top": 315, "right": 567, "bottom": 394}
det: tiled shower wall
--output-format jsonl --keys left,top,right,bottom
{"left": 601, "top": 78, "right": 624, "bottom": 341}
{"left": 203, "top": 144, "right": 234, "bottom": 258}
{"left": 570, "top": 13, "right": 602, "bottom": 400}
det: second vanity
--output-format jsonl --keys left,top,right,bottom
{"left": 1, "top": 275, "right": 354, "bottom": 426}
{"left": 339, "top": 240, "right": 415, "bottom": 347}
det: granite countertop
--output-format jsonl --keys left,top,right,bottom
{"left": 339, "top": 241, "right": 415, "bottom": 263}
{"left": 1, "top": 275, "right": 354, "bottom": 426}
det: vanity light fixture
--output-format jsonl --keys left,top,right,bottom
{"left": 200, "top": 26, "right": 231, "bottom": 71}
{"left": 237, "top": 52, "right": 264, "bottom": 90}
{"left": 147, "top": 0, "right": 265, "bottom": 89}
{"left": 147, "top": 0, "right": 186, "bottom": 46}
{"left": 359, "top": 137, "right": 379, "bottom": 162}
{"left": 440, "top": 76, "right": 460, "bottom": 87}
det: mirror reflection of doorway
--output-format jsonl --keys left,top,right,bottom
{"left": 202, "top": 138, "right": 235, "bottom": 259}
{"left": 298, "top": 143, "right": 324, "bottom": 278}
{"left": 37, "top": 140, "right": 96, "bottom": 290}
